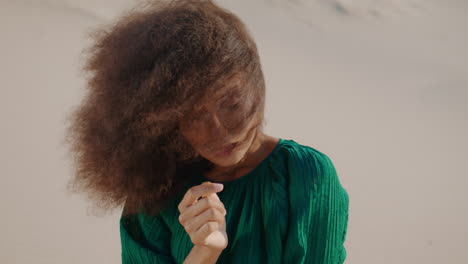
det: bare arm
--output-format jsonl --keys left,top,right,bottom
{"left": 183, "top": 245, "right": 223, "bottom": 264}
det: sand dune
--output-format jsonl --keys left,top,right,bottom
{"left": 1, "top": 0, "right": 467, "bottom": 263}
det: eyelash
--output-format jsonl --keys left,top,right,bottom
{"left": 227, "top": 102, "right": 240, "bottom": 109}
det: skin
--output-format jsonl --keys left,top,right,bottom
{"left": 178, "top": 94, "right": 280, "bottom": 182}
{"left": 179, "top": 182, "right": 226, "bottom": 263}
{"left": 178, "top": 91, "right": 280, "bottom": 262}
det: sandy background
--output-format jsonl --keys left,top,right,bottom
{"left": 1, "top": 0, "right": 467, "bottom": 263}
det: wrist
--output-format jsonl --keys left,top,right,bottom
{"left": 183, "top": 245, "right": 224, "bottom": 264}
{"left": 196, "top": 245, "right": 224, "bottom": 261}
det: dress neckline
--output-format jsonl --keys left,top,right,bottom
{"left": 196, "top": 138, "right": 284, "bottom": 186}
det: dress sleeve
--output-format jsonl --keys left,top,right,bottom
{"left": 120, "top": 206, "right": 175, "bottom": 264}
{"left": 282, "top": 147, "right": 349, "bottom": 264}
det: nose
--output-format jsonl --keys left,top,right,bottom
{"left": 206, "top": 111, "right": 222, "bottom": 129}
{"left": 204, "top": 112, "right": 228, "bottom": 138}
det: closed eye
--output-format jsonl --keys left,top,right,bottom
{"left": 229, "top": 101, "right": 240, "bottom": 107}
{"left": 221, "top": 101, "right": 241, "bottom": 111}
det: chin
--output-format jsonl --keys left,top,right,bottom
{"left": 208, "top": 147, "right": 244, "bottom": 167}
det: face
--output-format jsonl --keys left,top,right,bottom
{"left": 178, "top": 89, "right": 259, "bottom": 168}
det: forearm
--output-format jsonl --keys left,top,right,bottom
{"left": 183, "top": 245, "right": 223, "bottom": 264}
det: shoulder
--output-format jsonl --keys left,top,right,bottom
{"left": 278, "top": 139, "right": 348, "bottom": 214}
{"left": 277, "top": 138, "right": 342, "bottom": 191}
{"left": 278, "top": 138, "right": 336, "bottom": 173}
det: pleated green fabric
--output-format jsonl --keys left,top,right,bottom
{"left": 120, "top": 138, "right": 349, "bottom": 263}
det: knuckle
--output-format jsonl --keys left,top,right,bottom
{"left": 200, "top": 222, "right": 209, "bottom": 233}
{"left": 216, "top": 210, "right": 224, "bottom": 220}
{"left": 206, "top": 198, "right": 215, "bottom": 207}
{"left": 178, "top": 214, "right": 184, "bottom": 224}
{"left": 187, "top": 188, "right": 195, "bottom": 197}
{"left": 207, "top": 222, "right": 217, "bottom": 232}
{"left": 208, "top": 208, "right": 217, "bottom": 217}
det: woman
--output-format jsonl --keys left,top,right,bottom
{"left": 64, "top": 0, "right": 349, "bottom": 263}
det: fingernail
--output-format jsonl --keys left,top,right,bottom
{"left": 213, "top": 183, "right": 223, "bottom": 190}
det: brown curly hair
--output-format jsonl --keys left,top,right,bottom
{"left": 63, "top": 0, "right": 267, "bottom": 217}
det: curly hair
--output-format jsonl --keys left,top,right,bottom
{"left": 63, "top": 0, "right": 267, "bottom": 217}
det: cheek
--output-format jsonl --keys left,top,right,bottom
{"left": 180, "top": 128, "right": 208, "bottom": 153}
{"left": 181, "top": 130, "right": 198, "bottom": 144}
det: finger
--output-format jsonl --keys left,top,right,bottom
{"left": 196, "top": 182, "right": 220, "bottom": 201}
{"left": 193, "top": 221, "right": 221, "bottom": 246}
{"left": 178, "top": 182, "right": 223, "bottom": 212}
{"left": 199, "top": 182, "right": 225, "bottom": 206}
{"left": 184, "top": 207, "right": 225, "bottom": 234}
{"left": 178, "top": 182, "right": 223, "bottom": 213}
{"left": 178, "top": 195, "right": 226, "bottom": 225}
{"left": 187, "top": 195, "right": 227, "bottom": 218}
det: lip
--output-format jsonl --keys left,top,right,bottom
{"left": 214, "top": 142, "right": 238, "bottom": 156}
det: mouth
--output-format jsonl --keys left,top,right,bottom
{"left": 213, "top": 142, "right": 238, "bottom": 156}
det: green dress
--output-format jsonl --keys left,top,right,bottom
{"left": 120, "top": 138, "right": 349, "bottom": 263}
